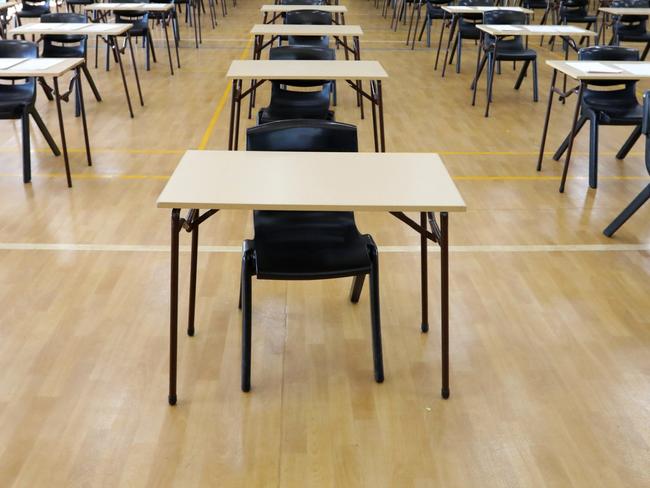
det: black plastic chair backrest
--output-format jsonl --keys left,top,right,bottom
{"left": 280, "top": 0, "right": 327, "bottom": 5}
{"left": 269, "top": 45, "right": 334, "bottom": 87}
{"left": 42, "top": 13, "right": 86, "bottom": 44}
{"left": 0, "top": 40, "right": 37, "bottom": 86}
{"left": 116, "top": 0, "right": 150, "bottom": 25}
{"left": 247, "top": 119, "right": 358, "bottom": 152}
{"left": 21, "top": 0, "right": 49, "bottom": 10}
{"left": 561, "top": 0, "right": 589, "bottom": 9}
{"left": 458, "top": 0, "right": 494, "bottom": 21}
{"left": 611, "top": 0, "right": 649, "bottom": 24}
{"left": 285, "top": 10, "right": 332, "bottom": 25}
{"left": 579, "top": 46, "right": 639, "bottom": 92}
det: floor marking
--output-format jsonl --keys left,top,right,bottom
{"left": 0, "top": 172, "right": 646, "bottom": 182}
{"left": 198, "top": 36, "right": 253, "bottom": 150}
{"left": 0, "top": 243, "right": 647, "bottom": 254}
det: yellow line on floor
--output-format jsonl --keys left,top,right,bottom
{"left": 198, "top": 36, "right": 253, "bottom": 150}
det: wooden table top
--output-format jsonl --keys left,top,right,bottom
{"left": 260, "top": 4, "right": 348, "bottom": 13}
{"left": 442, "top": 6, "right": 534, "bottom": 15}
{"left": 157, "top": 151, "right": 466, "bottom": 212}
{"left": 546, "top": 60, "right": 650, "bottom": 80}
{"left": 84, "top": 2, "right": 174, "bottom": 11}
{"left": 226, "top": 59, "right": 388, "bottom": 80}
{"left": 10, "top": 22, "right": 132, "bottom": 36}
{"left": 599, "top": 7, "right": 650, "bottom": 15}
{"left": 250, "top": 23, "right": 363, "bottom": 36}
{"left": 0, "top": 57, "right": 83, "bottom": 77}
{"left": 478, "top": 24, "right": 597, "bottom": 36}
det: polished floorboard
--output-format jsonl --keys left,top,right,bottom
{"left": 0, "top": 1, "right": 648, "bottom": 486}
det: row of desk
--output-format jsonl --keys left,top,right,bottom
{"left": 158, "top": 2, "right": 467, "bottom": 403}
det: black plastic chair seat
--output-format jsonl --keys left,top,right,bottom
{"left": 459, "top": 20, "right": 481, "bottom": 39}
{"left": 43, "top": 44, "right": 85, "bottom": 58}
{"left": 16, "top": 5, "right": 50, "bottom": 17}
{"left": 288, "top": 36, "right": 329, "bottom": 48}
{"left": 0, "top": 83, "right": 34, "bottom": 116}
{"left": 562, "top": 12, "right": 597, "bottom": 22}
{"left": 258, "top": 81, "right": 333, "bottom": 124}
{"left": 493, "top": 43, "right": 537, "bottom": 60}
{"left": 582, "top": 99, "right": 643, "bottom": 124}
{"left": 251, "top": 211, "right": 372, "bottom": 280}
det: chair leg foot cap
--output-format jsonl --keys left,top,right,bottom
{"left": 187, "top": 329, "right": 194, "bottom": 337}
{"left": 441, "top": 388, "right": 450, "bottom": 399}
{"left": 375, "top": 373, "right": 384, "bottom": 383}
{"left": 168, "top": 394, "right": 177, "bottom": 405}
{"left": 421, "top": 322, "right": 429, "bottom": 333}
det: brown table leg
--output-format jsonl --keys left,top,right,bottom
{"left": 536, "top": 68, "right": 558, "bottom": 172}
{"left": 559, "top": 81, "right": 584, "bottom": 193}
{"left": 169, "top": 208, "right": 181, "bottom": 405}
{"left": 52, "top": 76, "right": 72, "bottom": 188}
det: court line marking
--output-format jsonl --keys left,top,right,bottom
{"left": 198, "top": 36, "right": 253, "bottom": 150}
{"left": 0, "top": 243, "right": 647, "bottom": 253}
{"left": 0, "top": 172, "right": 645, "bottom": 181}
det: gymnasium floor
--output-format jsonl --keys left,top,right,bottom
{"left": 0, "top": 1, "right": 648, "bottom": 486}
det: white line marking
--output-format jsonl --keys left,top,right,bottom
{"left": 0, "top": 243, "right": 647, "bottom": 253}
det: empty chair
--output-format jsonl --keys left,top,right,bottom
{"left": 41, "top": 13, "right": 101, "bottom": 115}
{"left": 0, "top": 40, "right": 60, "bottom": 184}
{"left": 15, "top": 0, "right": 50, "bottom": 26}
{"left": 285, "top": 10, "right": 332, "bottom": 48}
{"left": 473, "top": 10, "right": 538, "bottom": 117}
{"left": 558, "top": 0, "right": 597, "bottom": 45}
{"left": 257, "top": 46, "right": 335, "bottom": 124}
{"left": 450, "top": 0, "right": 494, "bottom": 74}
{"left": 113, "top": 0, "right": 156, "bottom": 71}
{"left": 411, "top": 0, "right": 452, "bottom": 49}
{"left": 241, "top": 119, "right": 383, "bottom": 392}
{"left": 610, "top": 0, "right": 650, "bottom": 60}
{"left": 280, "top": 0, "right": 327, "bottom": 4}
{"left": 553, "top": 46, "right": 643, "bottom": 189}
{"left": 603, "top": 91, "right": 650, "bottom": 236}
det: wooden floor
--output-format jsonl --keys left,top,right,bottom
{"left": 0, "top": 1, "right": 649, "bottom": 486}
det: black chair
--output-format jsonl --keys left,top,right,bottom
{"left": 15, "top": 0, "right": 51, "bottom": 26}
{"left": 0, "top": 40, "right": 60, "bottom": 183}
{"left": 280, "top": 0, "right": 327, "bottom": 5}
{"left": 473, "top": 10, "right": 538, "bottom": 117}
{"left": 257, "top": 46, "right": 335, "bottom": 124}
{"left": 241, "top": 119, "right": 383, "bottom": 392}
{"left": 558, "top": 0, "right": 597, "bottom": 45}
{"left": 412, "top": 0, "right": 452, "bottom": 48}
{"left": 285, "top": 10, "right": 332, "bottom": 48}
{"left": 112, "top": 0, "right": 156, "bottom": 71}
{"left": 603, "top": 90, "right": 650, "bottom": 236}
{"left": 610, "top": 0, "right": 650, "bottom": 60}
{"left": 553, "top": 46, "right": 643, "bottom": 189}
{"left": 450, "top": 0, "right": 494, "bottom": 74}
{"left": 41, "top": 13, "right": 101, "bottom": 116}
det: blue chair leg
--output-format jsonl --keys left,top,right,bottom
{"left": 21, "top": 110, "right": 31, "bottom": 183}
{"left": 616, "top": 125, "right": 642, "bottom": 160}
{"left": 588, "top": 115, "right": 599, "bottom": 188}
{"left": 603, "top": 184, "right": 650, "bottom": 236}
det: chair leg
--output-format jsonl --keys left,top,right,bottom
{"left": 642, "top": 42, "right": 650, "bottom": 61}
{"left": 616, "top": 125, "right": 643, "bottom": 160}
{"left": 349, "top": 274, "right": 365, "bottom": 303}
{"left": 368, "top": 245, "right": 384, "bottom": 383}
{"left": 21, "top": 110, "right": 31, "bottom": 183}
{"left": 455, "top": 33, "right": 462, "bottom": 73}
{"left": 532, "top": 58, "right": 539, "bottom": 102}
{"left": 241, "top": 248, "right": 253, "bottom": 392}
{"left": 148, "top": 31, "right": 157, "bottom": 63}
{"left": 29, "top": 107, "right": 60, "bottom": 156}
{"left": 513, "top": 60, "right": 530, "bottom": 90}
{"left": 553, "top": 115, "right": 588, "bottom": 161}
{"left": 187, "top": 223, "right": 199, "bottom": 336}
{"left": 603, "top": 184, "right": 650, "bottom": 237}
{"left": 588, "top": 115, "right": 599, "bottom": 189}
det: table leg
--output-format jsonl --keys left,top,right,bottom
{"left": 441, "top": 15, "right": 458, "bottom": 78}
{"left": 377, "top": 79, "right": 385, "bottom": 152}
{"left": 559, "top": 82, "right": 584, "bottom": 193}
{"left": 370, "top": 80, "right": 379, "bottom": 153}
{"left": 354, "top": 36, "right": 364, "bottom": 120}
{"left": 110, "top": 35, "right": 134, "bottom": 118}
{"left": 440, "top": 211, "right": 449, "bottom": 399}
{"left": 163, "top": 12, "right": 174, "bottom": 75}
{"left": 434, "top": 11, "right": 448, "bottom": 71}
{"left": 126, "top": 33, "right": 144, "bottom": 107}
{"left": 188, "top": 218, "right": 199, "bottom": 336}
{"left": 228, "top": 79, "right": 237, "bottom": 150}
{"left": 234, "top": 80, "right": 242, "bottom": 150}
{"left": 76, "top": 67, "right": 92, "bottom": 167}
{"left": 169, "top": 208, "right": 181, "bottom": 405}
{"left": 420, "top": 212, "right": 429, "bottom": 333}
{"left": 53, "top": 77, "right": 72, "bottom": 188}
{"left": 536, "top": 68, "right": 558, "bottom": 171}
